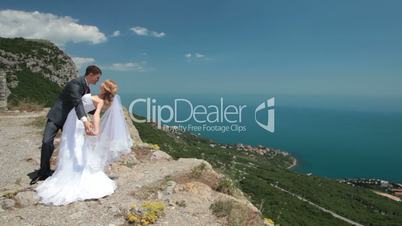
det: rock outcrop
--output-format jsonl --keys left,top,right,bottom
{"left": 0, "top": 37, "right": 78, "bottom": 101}
{"left": 0, "top": 110, "right": 264, "bottom": 225}
{"left": 0, "top": 72, "right": 6, "bottom": 111}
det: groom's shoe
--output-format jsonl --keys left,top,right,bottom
{"left": 30, "top": 173, "right": 50, "bottom": 185}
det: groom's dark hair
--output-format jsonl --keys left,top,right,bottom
{"left": 85, "top": 65, "right": 102, "bottom": 76}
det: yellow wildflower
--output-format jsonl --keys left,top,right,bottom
{"left": 130, "top": 203, "right": 136, "bottom": 209}
{"left": 264, "top": 217, "right": 275, "bottom": 225}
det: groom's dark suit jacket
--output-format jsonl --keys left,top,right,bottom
{"left": 47, "top": 76, "right": 94, "bottom": 127}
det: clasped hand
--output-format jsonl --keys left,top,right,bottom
{"left": 84, "top": 121, "right": 96, "bottom": 136}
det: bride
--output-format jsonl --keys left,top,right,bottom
{"left": 35, "top": 80, "right": 133, "bottom": 206}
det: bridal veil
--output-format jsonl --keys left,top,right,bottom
{"left": 88, "top": 95, "right": 133, "bottom": 171}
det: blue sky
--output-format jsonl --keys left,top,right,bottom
{"left": 0, "top": 0, "right": 401, "bottom": 96}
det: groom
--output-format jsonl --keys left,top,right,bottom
{"left": 30, "top": 65, "right": 102, "bottom": 185}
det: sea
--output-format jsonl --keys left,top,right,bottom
{"left": 119, "top": 93, "right": 402, "bottom": 183}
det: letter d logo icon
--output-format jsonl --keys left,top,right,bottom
{"left": 255, "top": 97, "right": 275, "bottom": 133}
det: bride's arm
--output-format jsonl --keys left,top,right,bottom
{"left": 92, "top": 99, "right": 104, "bottom": 135}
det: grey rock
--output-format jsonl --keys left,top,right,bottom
{"left": 15, "top": 191, "right": 39, "bottom": 207}
{"left": 150, "top": 150, "right": 173, "bottom": 161}
{"left": 1, "top": 198, "right": 16, "bottom": 209}
{"left": 158, "top": 180, "right": 177, "bottom": 204}
{"left": 107, "top": 205, "right": 121, "bottom": 216}
{"left": 122, "top": 107, "right": 143, "bottom": 146}
{"left": 165, "top": 180, "right": 176, "bottom": 195}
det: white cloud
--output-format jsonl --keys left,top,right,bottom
{"left": 111, "top": 30, "right": 120, "bottom": 37}
{"left": 185, "top": 52, "right": 209, "bottom": 60}
{"left": 195, "top": 53, "right": 205, "bottom": 58}
{"left": 130, "top": 26, "right": 165, "bottom": 38}
{"left": 131, "top": 27, "right": 148, "bottom": 36}
{"left": 151, "top": 31, "right": 166, "bottom": 38}
{"left": 105, "top": 61, "right": 147, "bottom": 72}
{"left": 0, "top": 9, "right": 107, "bottom": 46}
{"left": 72, "top": 57, "right": 96, "bottom": 69}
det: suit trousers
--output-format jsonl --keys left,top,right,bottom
{"left": 39, "top": 119, "right": 61, "bottom": 176}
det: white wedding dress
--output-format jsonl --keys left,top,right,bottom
{"left": 35, "top": 94, "right": 133, "bottom": 206}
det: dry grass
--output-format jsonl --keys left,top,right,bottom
{"left": 190, "top": 162, "right": 207, "bottom": 179}
{"left": 210, "top": 199, "right": 263, "bottom": 226}
{"left": 8, "top": 99, "right": 45, "bottom": 112}
{"left": 27, "top": 115, "right": 47, "bottom": 129}
{"left": 216, "top": 177, "right": 237, "bottom": 196}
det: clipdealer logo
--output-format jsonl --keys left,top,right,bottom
{"left": 128, "top": 97, "right": 275, "bottom": 133}
{"left": 255, "top": 97, "right": 275, "bottom": 133}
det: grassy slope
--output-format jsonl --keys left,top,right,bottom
{"left": 133, "top": 117, "right": 402, "bottom": 226}
{"left": 7, "top": 68, "right": 62, "bottom": 107}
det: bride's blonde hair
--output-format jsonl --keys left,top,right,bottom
{"left": 100, "top": 80, "right": 118, "bottom": 106}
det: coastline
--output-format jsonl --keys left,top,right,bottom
{"left": 160, "top": 123, "right": 299, "bottom": 170}
{"left": 287, "top": 157, "right": 298, "bottom": 169}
